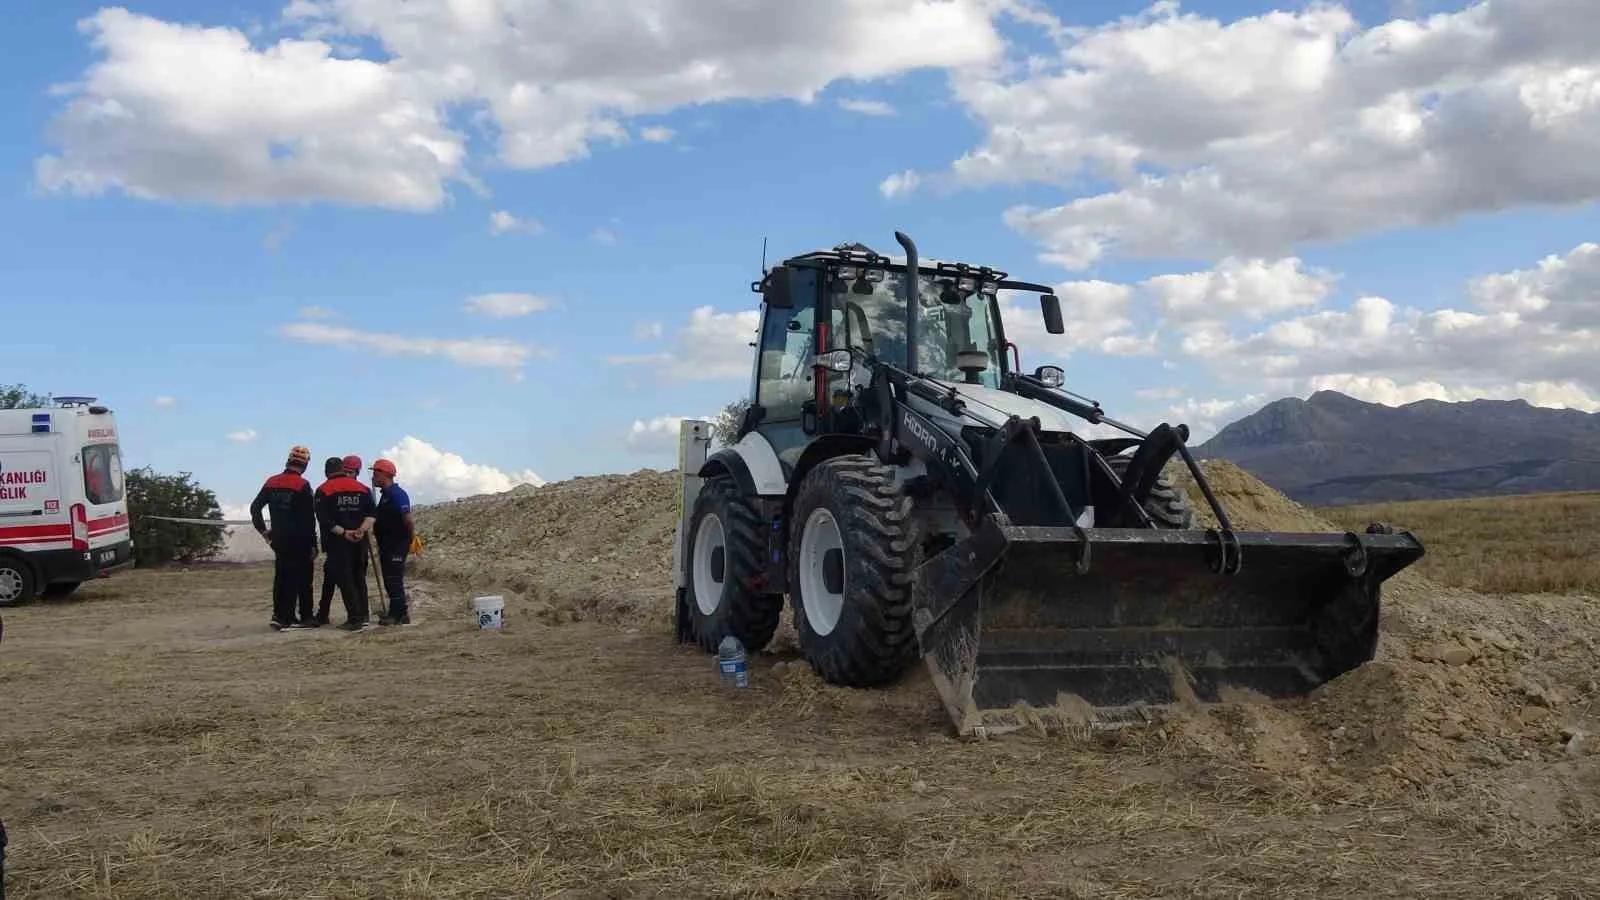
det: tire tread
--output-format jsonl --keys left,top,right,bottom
{"left": 788, "top": 455, "right": 920, "bottom": 687}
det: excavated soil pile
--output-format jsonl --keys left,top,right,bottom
{"left": 415, "top": 457, "right": 1600, "bottom": 797}
{"left": 411, "top": 469, "right": 681, "bottom": 628}
{"left": 1156, "top": 459, "right": 1600, "bottom": 795}
{"left": 1166, "top": 458, "right": 1341, "bottom": 532}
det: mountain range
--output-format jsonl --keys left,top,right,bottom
{"left": 1189, "top": 390, "right": 1600, "bottom": 507}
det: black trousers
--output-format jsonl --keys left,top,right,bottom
{"left": 318, "top": 537, "right": 369, "bottom": 622}
{"left": 271, "top": 536, "right": 315, "bottom": 624}
{"left": 378, "top": 541, "right": 409, "bottom": 619}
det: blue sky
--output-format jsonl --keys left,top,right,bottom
{"left": 4, "top": 0, "right": 1597, "bottom": 510}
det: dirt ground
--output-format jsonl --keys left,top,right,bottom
{"left": 3, "top": 463, "right": 1600, "bottom": 898}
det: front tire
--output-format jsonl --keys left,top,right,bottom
{"left": 683, "top": 475, "right": 782, "bottom": 653}
{"left": 786, "top": 455, "right": 920, "bottom": 687}
{"left": 0, "top": 556, "right": 36, "bottom": 607}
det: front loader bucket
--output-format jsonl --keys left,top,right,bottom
{"left": 911, "top": 518, "right": 1425, "bottom": 737}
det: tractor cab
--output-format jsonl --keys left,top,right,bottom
{"left": 741, "top": 241, "right": 1066, "bottom": 467}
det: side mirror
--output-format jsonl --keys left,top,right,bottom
{"left": 1034, "top": 365, "right": 1065, "bottom": 388}
{"left": 1041, "top": 293, "right": 1064, "bottom": 334}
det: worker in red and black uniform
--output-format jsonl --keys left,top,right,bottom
{"left": 340, "top": 454, "right": 373, "bottom": 617}
{"left": 313, "top": 457, "right": 343, "bottom": 626}
{"left": 250, "top": 445, "right": 318, "bottom": 630}
{"left": 316, "top": 456, "right": 378, "bottom": 631}
{"left": 369, "top": 458, "right": 414, "bottom": 626}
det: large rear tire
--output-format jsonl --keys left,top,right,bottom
{"left": 683, "top": 475, "right": 783, "bottom": 654}
{"left": 1109, "top": 455, "right": 1194, "bottom": 529}
{"left": 787, "top": 455, "right": 920, "bottom": 687}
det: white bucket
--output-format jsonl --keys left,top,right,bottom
{"left": 472, "top": 595, "right": 505, "bottom": 631}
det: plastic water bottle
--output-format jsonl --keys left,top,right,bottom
{"left": 717, "top": 635, "right": 748, "bottom": 688}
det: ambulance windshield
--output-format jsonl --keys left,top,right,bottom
{"left": 83, "top": 443, "right": 124, "bottom": 506}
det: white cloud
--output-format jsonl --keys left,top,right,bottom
{"left": 632, "top": 320, "right": 665, "bottom": 341}
{"left": 1149, "top": 241, "right": 1600, "bottom": 426}
{"left": 591, "top": 227, "right": 618, "bottom": 245}
{"left": 298, "top": 304, "right": 337, "bottom": 319}
{"left": 154, "top": 395, "right": 177, "bottom": 408}
{"left": 920, "top": 0, "right": 1600, "bottom": 267}
{"left": 1144, "top": 257, "right": 1338, "bottom": 325}
{"left": 998, "top": 280, "right": 1154, "bottom": 366}
{"left": 1304, "top": 374, "right": 1600, "bottom": 411}
{"left": 39, "top": 1, "right": 1004, "bottom": 209}
{"left": 639, "top": 126, "right": 675, "bottom": 142}
{"left": 839, "top": 98, "right": 895, "bottom": 116}
{"left": 1188, "top": 269, "right": 1598, "bottom": 396}
{"left": 228, "top": 428, "right": 258, "bottom": 443}
{"left": 1163, "top": 393, "right": 1274, "bottom": 445}
{"left": 380, "top": 435, "right": 544, "bottom": 504}
{"left": 280, "top": 321, "right": 543, "bottom": 375}
{"left": 605, "top": 305, "right": 759, "bottom": 381}
{"left": 36, "top": 8, "right": 469, "bottom": 211}
{"left": 1007, "top": 255, "right": 1334, "bottom": 365}
{"left": 462, "top": 292, "right": 554, "bottom": 318}
{"left": 879, "top": 169, "right": 921, "bottom": 198}
{"left": 623, "top": 415, "right": 709, "bottom": 455}
{"left": 489, "top": 210, "right": 543, "bottom": 235}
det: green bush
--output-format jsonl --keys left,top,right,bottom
{"left": 126, "top": 468, "right": 226, "bottom": 567}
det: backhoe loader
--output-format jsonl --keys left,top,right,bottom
{"left": 671, "top": 232, "right": 1425, "bottom": 736}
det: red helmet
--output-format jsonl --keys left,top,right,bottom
{"left": 342, "top": 455, "right": 362, "bottom": 474}
{"left": 371, "top": 458, "right": 397, "bottom": 477}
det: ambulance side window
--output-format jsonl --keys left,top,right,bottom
{"left": 83, "top": 444, "right": 125, "bottom": 505}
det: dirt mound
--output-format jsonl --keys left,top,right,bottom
{"left": 1151, "top": 459, "right": 1600, "bottom": 794}
{"left": 415, "top": 457, "right": 1600, "bottom": 798}
{"left": 1167, "top": 458, "right": 1341, "bottom": 532}
{"left": 411, "top": 469, "right": 681, "bottom": 629}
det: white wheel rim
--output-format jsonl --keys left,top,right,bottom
{"left": 692, "top": 513, "right": 726, "bottom": 616}
{"left": 799, "top": 507, "right": 845, "bottom": 637}
{"left": 0, "top": 567, "right": 23, "bottom": 603}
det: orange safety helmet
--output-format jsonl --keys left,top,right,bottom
{"left": 286, "top": 445, "right": 311, "bottom": 468}
{"left": 342, "top": 454, "right": 362, "bottom": 474}
{"left": 370, "top": 458, "right": 397, "bottom": 477}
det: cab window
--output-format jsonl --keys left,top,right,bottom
{"left": 755, "top": 270, "right": 819, "bottom": 420}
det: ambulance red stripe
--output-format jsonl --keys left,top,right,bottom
{"left": 0, "top": 523, "right": 72, "bottom": 541}
{"left": 88, "top": 512, "right": 129, "bottom": 535}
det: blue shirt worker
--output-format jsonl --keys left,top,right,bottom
{"left": 369, "top": 458, "right": 414, "bottom": 626}
{"left": 250, "top": 445, "right": 318, "bottom": 630}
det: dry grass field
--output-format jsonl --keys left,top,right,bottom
{"left": 2, "top": 463, "right": 1598, "bottom": 898}
{"left": 1318, "top": 491, "right": 1600, "bottom": 596}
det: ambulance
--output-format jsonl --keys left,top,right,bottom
{"left": 0, "top": 396, "right": 134, "bottom": 604}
